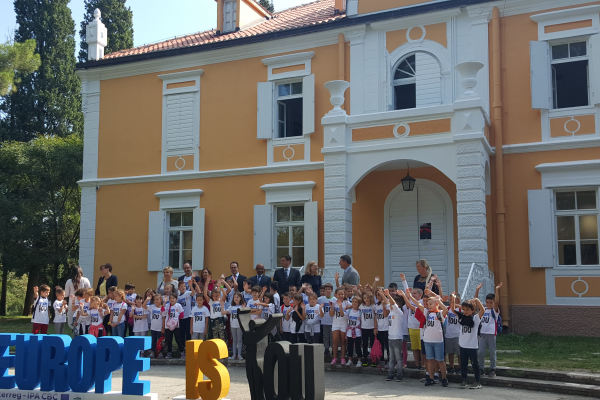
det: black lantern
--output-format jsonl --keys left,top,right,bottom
{"left": 401, "top": 165, "right": 416, "bottom": 191}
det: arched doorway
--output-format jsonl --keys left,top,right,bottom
{"left": 384, "top": 179, "right": 455, "bottom": 294}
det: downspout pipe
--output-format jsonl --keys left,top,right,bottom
{"left": 492, "top": 6, "right": 509, "bottom": 326}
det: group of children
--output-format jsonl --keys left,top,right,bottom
{"left": 31, "top": 271, "right": 504, "bottom": 388}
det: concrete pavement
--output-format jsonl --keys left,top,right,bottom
{"left": 111, "top": 365, "right": 592, "bottom": 400}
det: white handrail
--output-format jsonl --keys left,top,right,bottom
{"left": 461, "top": 263, "right": 476, "bottom": 300}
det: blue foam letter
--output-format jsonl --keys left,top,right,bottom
{"left": 0, "top": 334, "right": 16, "bottom": 389}
{"left": 122, "top": 337, "right": 151, "bottom": 395}
{"left": 68, "top": 335, "right": 97, "bottom": 392}
{"left": 95, "top": 336, "right": 123, "bottom": 393}
{"left": 40, "top": 335, "right": 71, "bottom": 392}
{"left": 15, "top": 334, "right": 42, "bottom": 390}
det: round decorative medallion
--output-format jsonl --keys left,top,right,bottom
{"left": 175, "top": 156, "right": 186, "bottom": 170}
{"left": 283, "top": 145, "right": 295, "bottom": 161}
{"left": 393, "top": 123, "right": 410, "bottom": 138}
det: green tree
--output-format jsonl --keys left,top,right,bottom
{"left": 78, "top": 0, "right": 133, "bottom": 63}
{"left": 259, "top": 0, "right": 274, "bottom": 12}
{"left": 1, "top": 0, "right": 83, "bottom": 142}
{"left": 0, "top": 39, "right": 41, "bottom": 96}
{"left": 0, "top": 135, "right": 83, "bottom": 315}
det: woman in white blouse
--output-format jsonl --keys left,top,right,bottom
{"left": 63, "top": 265, "right": 91, "bottom": 327}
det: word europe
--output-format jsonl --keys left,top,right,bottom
{"left": 0, "top": 334, "right": 151, "bottom": 396}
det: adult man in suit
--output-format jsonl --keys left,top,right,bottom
{"left": 227, "top": 261, "right": 247, "bottom": 291}
{"left": 249, "top": 263, "right": 272, "bottom": 289}
{"left": 335, "top": 254, "right": 360, "bottom": 287}
{"left": 272, "top": 255, "right": 301, "bottom": 294}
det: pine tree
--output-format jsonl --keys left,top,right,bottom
{"left": 78, "top": 0, "right": 133, "bottom": 63}
{"left": 4, "top": 0, "right": 83, "bottom": 141}
{"left": 258, "top": 0, "right": 274, "bottom": 13}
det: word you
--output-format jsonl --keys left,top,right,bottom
{"left": 0, "top": 334, "right": 150, "bottom": 395}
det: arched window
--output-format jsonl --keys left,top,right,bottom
{"left": 393, "top": 52, "right": 442, "bottom": 110}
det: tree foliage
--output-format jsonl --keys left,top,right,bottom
{"left": 0, "top": 39, "right": 41, "bottom": 96}
{"left": 78, "top": 0, "right": 133, "bottom": 63}
{"left": 258, "top": 0, "right": 274, "bottom": 13}
{"left": 0, "top": 0, "right": 82, "bottom": 142}
{"left": 0, "top": 135, "right": 83, "bottom": 314}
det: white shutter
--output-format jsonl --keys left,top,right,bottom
{"left": 257, "top": 82, "right": 275, "bottom": 139}
{"left": 192, "top": 208, "right": 205, "bottom": 271}
{"left": 415, "top": 52, "right": 442, "bottom": 107}
{"left": 302, "top": 74, "right": 315, "bottom": 135}
{"left": 166, "top": 93, "right": 195, "bottom": 151}
{"left": 148, "top": 211, "right": 167, "bottom": 271}
{"left": 590, "top": 34, "right": 600, "bottom": 105}
{"left": 303, "top": 201, "right": 318, "bottom": 266}
{"left": 528, "top": 189, "right": 555, "bottom": 268}
{"left": 254, "top": 205, "right": 273, "bottom": 270}
{"left": 530, "top": 41, "right": 552, "bottom": 110}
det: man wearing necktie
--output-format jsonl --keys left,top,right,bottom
{"left": 249, "top": 263, "right": 271, "bottom": 289}
{"left": 273, "top": 255, "right": 301, "bottom": 294}
{"left": 227, "top": 261, "right": 247, "bottom": 290}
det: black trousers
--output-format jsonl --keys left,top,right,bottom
{"left": 179, "top": 317, "right": 191, "bottom": 352}
{"left": 362, "top": 328, "right": 375, "bottom": 360}
{"left": 460, "top": 347, "right": 481, "bottom": 381}
{"left": 151, "top": 330, "right": 162, "bottom": 354}
{"left": 347, "top": 336, "right": 363, "bottom": 359}
{"left": 165, "top": 327, "right": 184, "bottom": 353}
{"left": 376, "top": 330, "right": 389, "bottom": 360}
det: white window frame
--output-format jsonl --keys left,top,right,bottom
{"left": 158, "top": 69, "right": 203, "bottom": 174}
{"left": 274, "top": 203, "right": 306, "bottom": 269}
{"left": 223, "top": 0, "right": 238, "bottom": 34}
{"left": 550, "top": 38, "right": 591, "bottom": 110}
{"left": 167, "top": 211, "right": 194, "bottom": 270}
{"left": 275, "top": 78, "right": 304, "bottom": 140}
{"left": 392, "top": 53, "right": 417, "bottom": 110}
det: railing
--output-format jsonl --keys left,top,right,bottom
{"left": 461, "top": 262, "right": 485, "bottom": 301}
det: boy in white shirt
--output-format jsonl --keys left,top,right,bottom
{"left": 190, "top": 294, "right": 210, "bottom": 340}
{"left": 31, "top": 285, "right": 51, "bottom": 334}
{"left": 177, "top": 280, "right": 195, "bottom": 354}
{"left": 451, "top": 292, "right": 485, "bottom": 389}
{"left": 318, "top": 283, "right": 334, "bottom": 356}
{"left": 145, "top": 294, "right": 164, "bottom": 358}
{"left": 475, "top": 282, "right": 503, "bottom": 378}
{"left": 53, "top": 287, "right": 68, "bottom": 334}
{"left": 304, "top": 293, "right": 322, "bottom": 344}
{"left": 383, "top": 289, "right": 406, "bottom": 382}
{"left": 445, "top": 293, "right": 462, "bottom": 374}
{"left": 281, "top": 293, "right": 293, "bottom": 342}
{"left": 132, "top": 297, "right": 149, "bottom": 336}
{"left": 124, "top": 283, "right": 137, "bottom": 337}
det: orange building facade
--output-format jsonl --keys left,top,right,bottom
{"left": 77, "top": 0, "right": 600, "bottom": 335}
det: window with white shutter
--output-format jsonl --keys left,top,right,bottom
{"left": 158, "top": 69, "right": 203, "bottom": 174}
{"left": 392, "top": 52, "right": 442, "bottom": 110}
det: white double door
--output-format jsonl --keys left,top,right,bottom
{"left": 388, "top": 183, "right": 453, "bottom": 294}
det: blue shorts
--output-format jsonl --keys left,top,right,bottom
{"left": 424, "top": 341, "right": 444, "bottom": 361}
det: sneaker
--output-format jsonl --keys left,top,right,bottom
{"left": 356, "top": 362, "right": 362, "bottom": 368}
{"left": 149, "top": 351, "right": 155, "bottom": 358}
{"left": 396, "top": 375, "right": 403, "bottom": 382}
{"left": 420, "top": 377, "right": 428, "bottom": 382}
{"left": 460, "top": 380, "right": 468, "bottom": 389}
{"left": 362, "top": 361, "right": 368, "bottom": 367}
{"left": 433, "top": 378, "right": 440, "bottom": 384}
{"left": 165, "top": 352, "right": 172, "bottom": 359}
{"left": 447, "top": 368, "right": 455, "bottom": 374}
{"left": 371, "top": 363, "right": 377, "bottom": 367}
{"left": 386, "top": 375, "right": 394, "bottom": 381}
{"left": 330, "top": 358, "right": 338, "bottom": 365}
{"left": 228, "top": 356, "right": 235, "bottom": 360}
{"left": 488, "top": 370, "right": 496, "bottom": 378}
{"left": 157, "top": 352, "right": 164, "bottom": 359}
{"left": 238, "top": 356, "right": 244, "bottom": 360}
{"left": 470, "top": 381, "right": 482, "bottom": 389}
{"left": 181, "top": 352, "right": 185, "bottom": 360}
{"left": 340, "top": 358, "right": 346, "bottom": 365}
{"left": 347, "top": 360, "right": 354, "bottom": 367}
{"left": 442, "top": 378, "right": 449, "bottom": 387}
{"left": 424, "top": 378, "right": 434, "bottom": 386}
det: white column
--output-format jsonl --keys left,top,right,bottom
{"left": 345, "top": 26, "right": 366, "bottom": 116}
{"left": 466, "top": 5, "right": 493, "bottom": 116}
{"left": 85, "top": 9, "right": 108, "bottom": 61}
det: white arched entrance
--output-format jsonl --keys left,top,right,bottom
{"left": 384, "top": 179, "right": 455, "bottom": 294}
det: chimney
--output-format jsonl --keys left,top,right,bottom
{"left": 335, "top": 0, "right": 346, "bottom": 13}
{"left": 85, "top": 9, "right": 108, "bottom": 61}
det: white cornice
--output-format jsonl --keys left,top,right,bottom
{"left": 261, "top": 51, "right": 314, "bottom": 66}
{"left": 499, "top": 0, "right": 600, "bottom": 18}
{"left": 530, "top": 4, "right": 600, "bottom": 22}
{"left": 261, "top": 181, "right": 316, "bottom": 192}
{"left": 78, "top": 162, "right": 325, "bottom": 187}
{"left": 261, "top": 181, "right": 316, "bottom": 203}
{"left": 158, "top": 69, "right": 204, "bottom": 81}
{"left": 536, "top": 159, "right": 600, "bottom": 189}
{"left": 75, "top": 30, "right": 344, "bottom": 82}
{"left": 155, "top": 189, "right": 204, "bottom": 198}
{"left": 370, "top": 8, "right": 461, "bottom": 31}
{"left": 502, "top": 137, "right": 600, "bottom": 154}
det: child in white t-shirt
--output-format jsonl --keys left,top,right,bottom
{"left": 162, "top": 293, "right": 185, "bottom": 359}
{"left": 31, "top": 285, "right": 51, "bottom": 334}
{"left": 145, "top": 294, "right": 164, "bottom": 358}
{"left": 79, "top": 288, "right": 94, "bottom": 335}
{"left": 177, "top": 280, "right": 196, "bottom": 355}
{"left": 346, "top": 297, "right": 363, "bottom": 367}
{"left": 318, "top": 283, "right": 335, "bottom": 356}
{"left": 281, "top": 293, "right": 293, "bottom": 342}
{"left": 132, "top": 297, "right": 149, "bottom": 336}
{"left": 203, "top": 277, "right": 228, "bottom": 343}
{"left": 445, "top": 293, "right": 462, "bottom": 374}
{"left": 452, "top": 292, "right": 484, "bottom": 389}
{"left": 53, "top": 287, "right": 68, "bottom": 335}
{"left": 304, "top": 293, "right": 322, "bottom": 344}
{"left": 374, "top": 289, "right": 391, "bottom": 367}
{"left": 80, "top": 296, "right": 109, "bottom": 338}
{"left": 359, "top": 291, "right": 376, "bottom": 367}
{"left": 330, "top": 287, "right": 351, "bottom": 365}
{"left": 124, "top": 283, "right": 137, "bottom": 337}
{"left": 384, "top": 289, "right": 406, "bottom": 382}
{"left": 475, "top": 282, "right": 503, "bottom": 379}
{"left": 190, "top": 294, "right": 210, "bottom": 340}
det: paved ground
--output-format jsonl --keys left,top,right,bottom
{"left": 110, "top": 365, "right": 589, "bottom": 400}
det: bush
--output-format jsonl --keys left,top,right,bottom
{"left": 0, "top": 269, "right": 28, "bottom": 316}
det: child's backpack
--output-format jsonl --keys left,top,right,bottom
{"left": 478, "top": 308, "right": 502, "bottom": 336}
{"left": 370, "top": 337, "right": 383, "bottom": 364}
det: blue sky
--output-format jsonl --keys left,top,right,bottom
{"left": 0, "top": 0, "right": 311, "bottom": 50}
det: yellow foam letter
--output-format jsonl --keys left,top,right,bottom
{"left": 185, "top": 340, "right": 203, "bottom": 399}
{"left": 197, "top": 339, "right": 230, "bottom": 400}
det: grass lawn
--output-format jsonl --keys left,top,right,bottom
{"left": 0, "top": 316, "right": 72, "bottom": 335}
{"left": 495, "top": 333, "right": 600, "bottom": 373}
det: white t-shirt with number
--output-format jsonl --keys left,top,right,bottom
{"left": 162, "top": 302, "right": 184, "bottom": 329}
{"left": 423, "top": 311, "right": 445, "bottom": 343}
{"left": 125, "top": 293, "right": 137, "bottom": 314}
{"left": 282, "top": 305, "right": 293, "bottom": 333}
{"left": 446, "top": 308, "right": 461, "bottom": 339}
{"left": 407, "top": 300, "right": 423, "bottom": 330}
{"left": 209, "top": 300, "right": 223, "bottom": 319}
{"left": 177, "top": 290, "right": 192, "bottom": 319}
{"left": 90, "top": 308, "right": 105, "bottom": 327}
{"left": 192, "top": 305, "right": 210, "bottom": 333}
{"left": 480, "top": 308, "right": 498, "bottom": 335}
{"left": 246, "top": 299, "right": 260, "bottom": 320}
{"left": 53, "top": 300, "right": 67, "bottom": 323}
{"left": 132, "top": 307, "right": 149, "bottom": 333}
{"left": 318, "top": 296, "right": 334, "bottom": 325}
{"left": 228, "top": 305, "right": 241, "bottom": 329}
{"left": 304, "top": 304, "right": 321, "bottom": 332}
{"left": 111, "top": 302, "right": 127, "bottom": 324}
{"left": 359, "top": 304, "right": 375, "bottom": 330}
{"left": 459, "top": 314, "right": 481, "bottom": 349}
{"left": 332, "top": 300, "right": 350, "bottom": 328}
{"left": 80, "top": 300, "right": 91, "bottom": 325}
{"left": 346, "top": 309, "right": 362, "bottom": 337}
{"left": 388, "top": 304, "right": 404, "bottom": 340}
{"left": 31, "top": 297, "right": 50, "bottom": 325}
{"left": 375, "top": 303, "right": 390, "bottom": 332}
{"left": 242, "top": 291, "right": 253, "bottom": 305}
{"left": 149, "top": 304, "right": 163, "bottom": 331}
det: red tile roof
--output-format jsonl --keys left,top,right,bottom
{"left": 103, "top": 0, "right": 344, "bottom": 60}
